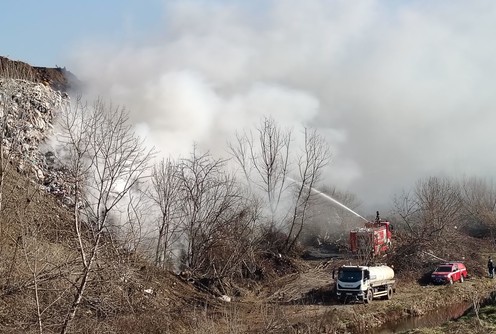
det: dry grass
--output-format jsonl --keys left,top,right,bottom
{"left": 0, "top": 168, "right": 495, "bottom": 333}
{"left": 0, "top": 169, "right": 213, "bottom": 333}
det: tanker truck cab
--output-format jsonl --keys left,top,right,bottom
{"left": 334, "top": 265, "right": 396, "bottom": 304}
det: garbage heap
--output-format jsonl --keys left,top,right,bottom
{"left": 0, "top": 78, "right": 72, "bottom": 203}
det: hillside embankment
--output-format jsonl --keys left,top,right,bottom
{"left": 0, "top": 56, "right": 79, "bottom": 92}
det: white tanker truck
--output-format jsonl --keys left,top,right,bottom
{"left": 333, "top": 264, "right": 396, "bottom": 303}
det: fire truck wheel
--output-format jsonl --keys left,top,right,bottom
{"left": 365, "top": 289, "right": 373, "bottom": 304}
{"left": 449, "top": 277, "right": 454, "bottom": 285}
{"left": 459, "top": 275, "right": 464, "bottom": 283}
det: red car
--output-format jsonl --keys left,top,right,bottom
{"left": 431, "top": 262, "right": 468, "bottom": 285}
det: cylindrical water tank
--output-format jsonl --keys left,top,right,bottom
{"left": 368, "top": 265, "right": 395, "bottom": 282}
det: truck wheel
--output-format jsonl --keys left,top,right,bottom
{"left": 365, "top": 289, "right": 373, "bottom": 304}
{"left": 449, "top": 277, "right": 454, "bottom": 285}
{"left": 459, "top": 275, "right": 464, "bottom": 283}
{"left": 386, "top": 286, "right": 393, "bottom": 300}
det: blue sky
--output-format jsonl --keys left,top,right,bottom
{"left": 1, "top": 0, "right": 164, "bottom": 66}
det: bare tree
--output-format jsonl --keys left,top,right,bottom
{"left": 394, "top": 177, "right": 462, "bottom": 240}
{"left": 284, "top": 128, "right": 330, "bottom": 253}
{"left": 177, "top": 147, "right": 249, "bottom": 275}
{"left": 57, "top": 98, "right": 154, "bottom": 333}
{"left": 229, "top": 118, "right": 331, "bottom": 254}
{"left": 460, "top": 177, "right": 496, "bottom": 241}
{"left": 149, "top": 157, "right": 183, "bottom": 268}
{"left": 392, "top": 176, "right": 463, "bottom": 266}
{"left": 229, "top": 117, "right": 291, "bottom": 224}
{"left": 228, "top": 132, "right": 252, "bottom": 190}
{"left": 147, "top": 151, "right": 262, "bottom": 283}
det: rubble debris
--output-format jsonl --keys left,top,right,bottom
{"left": 218, "top": 295, "right": 231, "bottom": 302}
{"left": 0, "top": 78, "right": 74, "bottom": 202}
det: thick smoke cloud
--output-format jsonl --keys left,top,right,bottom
{"left": 68, "top": 0, "right": 496, "bottom": 213}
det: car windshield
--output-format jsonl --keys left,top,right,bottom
{"left": 338, "top": 270, "right": 362, "bottom": 282}
{"left": 435, "top": 266, "right": 452, "bottom": 273}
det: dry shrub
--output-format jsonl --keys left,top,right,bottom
{"left": 257, "top": 226, "right": 288, "bottom": 254}
{"left": 0, "top": 169, "right": 213, "bottom": 333}
{"left": 388, "top": 228, "right": 488, "bottom": 283}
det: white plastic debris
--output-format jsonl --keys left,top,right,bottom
{"left": 218, "top": 295, "right": 231, "bottom": 302}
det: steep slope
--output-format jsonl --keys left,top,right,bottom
{"left": 0, "top": 56, "right": 79, "bottom": 92}
{"left": 0, "top": 56, "right": 215, "bottom": 334}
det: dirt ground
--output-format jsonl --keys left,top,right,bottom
{"left": 191, "top": 258, "right": 496, "bottom": 334}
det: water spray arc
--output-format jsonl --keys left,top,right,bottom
{"left": 288, "top": 177, "right": 368, "bottom": 222}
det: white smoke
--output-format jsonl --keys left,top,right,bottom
{"left": 67, "top": 0, "right": 496, "bottom": 212}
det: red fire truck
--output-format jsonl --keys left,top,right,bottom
{"left": 349, "top": 212, "right": 393, "bottom": 257}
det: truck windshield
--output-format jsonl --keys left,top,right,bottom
{"left": 338, "top": 270, "right": 362, "bottom": 282}
{"left": 435, "top": 266, "right": 452, "bottom": 273}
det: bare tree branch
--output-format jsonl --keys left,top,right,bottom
{"left": 57, "top": 98, "right": 155, "bottom": 334}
